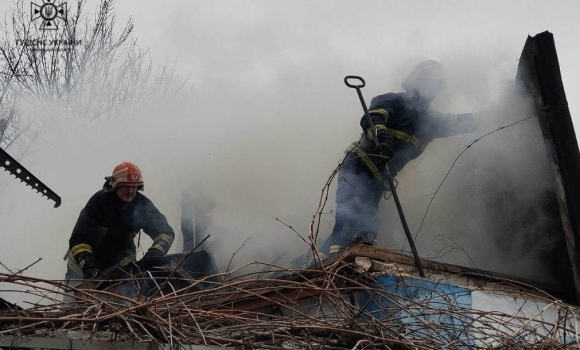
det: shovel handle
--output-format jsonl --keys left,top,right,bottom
{"left": 344, "top": 75, "right": 365, "bottom": 88}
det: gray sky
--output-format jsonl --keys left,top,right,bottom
{"left": 1, "top": 0, "right": 579, "bottom": 302}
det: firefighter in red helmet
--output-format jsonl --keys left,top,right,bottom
{"left": 66, "top": 162, "right": 175, "bottom": 282}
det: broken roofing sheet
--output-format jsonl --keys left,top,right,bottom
{"left": 516, "top": 31, "right": 580, "bottom": 302}
{"left": 517, "top": 32, "right": 580, "bottom": 302}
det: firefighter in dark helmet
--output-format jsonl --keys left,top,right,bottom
{"left": 319, "top": 60, "right": 477, "bottom": 256}
{"left": 66, "top": 162, "right": 175, "bottom": 282}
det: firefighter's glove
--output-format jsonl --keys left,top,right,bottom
{"left": 139, "top": 248, "right": 165, "bottom": 268}
{"left": 83, "top": 266, "right": 100, "bottom": 280}
{"left": 372, "top": 142, "right": 394, "bottom": 167}
{"left": 76, "top": 253, "right": 99, "bottom": 280}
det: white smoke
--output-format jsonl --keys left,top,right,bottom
{"left": 375, "top": 79, "right": 565, "bottom": 284}
{"left": 2, "top": 0, "right": 578, "bottom": 306}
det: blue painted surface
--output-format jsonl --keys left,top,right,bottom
{"left": 360, "top": 274, "right": 474, "bottom": 347}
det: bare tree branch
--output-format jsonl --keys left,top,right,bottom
{"left": 0, "top": 0, "right": 190, "bottom": 157}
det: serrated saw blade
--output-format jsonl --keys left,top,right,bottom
{"left": 0, "top": 148, "right": 61, "bottom": 208}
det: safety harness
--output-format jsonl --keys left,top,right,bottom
{"left": 346, "top": 108, "right": 422, "bottom": 181}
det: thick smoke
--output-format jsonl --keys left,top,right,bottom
{"left": 4, "top": 68, "right": 562, "bottom": 305}
{"left": 1, "top": 1, "right": 577, "bottom": 305}
{"left": 374, "top": 81, "right": 567, "bottom": 284}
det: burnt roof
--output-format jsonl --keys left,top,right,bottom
{"left": 517, "top": 31, "right": 580, "bottom": 302}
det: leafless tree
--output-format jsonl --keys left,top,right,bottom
{"left": 0, "top": 0, "right": 189, "bottom": 156}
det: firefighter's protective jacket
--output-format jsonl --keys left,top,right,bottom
{"left": 357, "top": 92, "right": 476, "bottom": 177}
{"left": 67, "top": 189, "right": 175, "bottom": 276}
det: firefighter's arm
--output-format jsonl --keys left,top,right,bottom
{"left": 359, "top": 95, "right": 397, "bottom": 160}
{"left": 142, "top": 201, "right": 175, "bottom": 258}
{"left": 69, "top": 200, "right": 101, "bottom": 279}
{"left": 429, "top": 111, "right": 478, "bottom": 139}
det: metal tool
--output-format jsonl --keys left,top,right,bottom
{"left": 0, "top": 147, "right": 61, "bottom": 208}
{"left": 344, "top": 75, "right": 425, "bottom": 277}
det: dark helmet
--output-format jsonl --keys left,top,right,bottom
{"left": 402, "top": 60, "right": 445, "bottom": 102}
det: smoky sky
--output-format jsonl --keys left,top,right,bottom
{"left": 1, "top": 0, "right": 580, "bottom": 304}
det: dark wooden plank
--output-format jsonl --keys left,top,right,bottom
{"left": 516, "top": 31, "right": 580, "bottom": 302}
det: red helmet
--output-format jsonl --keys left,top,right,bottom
{"left": 107, "top": 162, "right": 144, "bottom": 190}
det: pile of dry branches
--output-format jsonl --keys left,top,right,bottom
{"left": 1, "top": 254, "right": 579, "bottom": 350}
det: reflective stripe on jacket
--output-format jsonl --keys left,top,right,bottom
{"left": 355, "top": 92, "right": 475, "bottom": 177}
{"left": 69, "top": 190, "right": 175, "bottom": 272}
